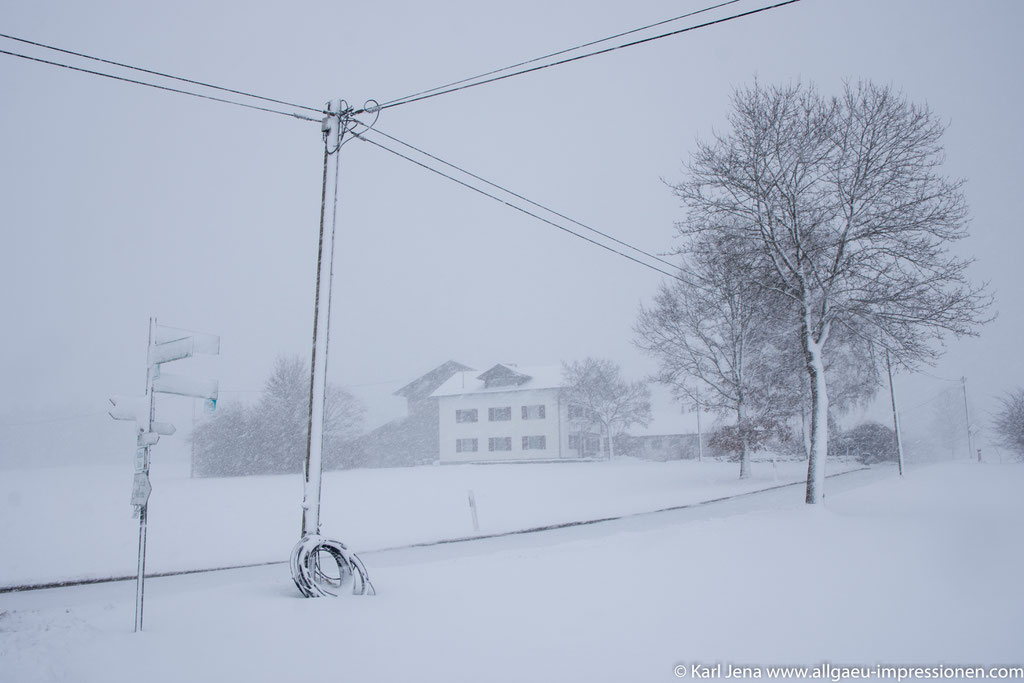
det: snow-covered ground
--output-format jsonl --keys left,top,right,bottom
{"left": 0, "top": 456, "right": 852, "bottom": 587}
{"left": 1, "top": 461, "right": 1021, "bottom": 682}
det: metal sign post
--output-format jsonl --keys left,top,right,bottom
{"left": 110, "top": 318, "right": 219, "bottom": 631}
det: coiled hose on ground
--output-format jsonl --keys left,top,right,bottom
{"left": 289, "top": 535, "right": 375, "bottom": 598}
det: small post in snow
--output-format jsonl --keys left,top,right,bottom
{"left": 468, "top": 490, "right": 480, "bottom": 533}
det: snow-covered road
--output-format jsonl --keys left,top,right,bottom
{"left": 7, "top": 462, "right": 1022, "bottom": 683}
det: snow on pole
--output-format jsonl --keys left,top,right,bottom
{"left": 291, "top": 98, "right": 374, "bottom": 598}
{"left": 300, "top": 98, "right": 343, "bottom": 539}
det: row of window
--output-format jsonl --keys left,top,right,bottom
{"left": 455, "top": 405, "right": 546, "bottom": 423}
{"left": 569, "top": 434, "right": 602, "bottom": 452}
{"left": 455, "top": 436, "right": 547, "bottom": 453}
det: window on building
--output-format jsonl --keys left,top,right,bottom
{"left": 568, "top": 404, "right": 595, "bottom": 421}
{"left": 488, "top": 437, "right": 512, "bottom": 452}
{"left": 455, "top": 409, "right": 478, "bottom": 423}
{"left": 521, "top": 404, "right": 546, "bottom": 420}
{"left": 522, "top": 435, "right": 546, "bottom": 450}
{"left": 571, "top": 434, "right": 601, "bottom": 454}
{"left": 488, "top": 407, "right": 512, "bottom": 422}
{"left": 456, "top": 438, "right": 478, "bottom": 453}
{"left": 650, "top": 438, "right": 664, "bottom": 450}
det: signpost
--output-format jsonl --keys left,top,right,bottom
{"left": 110, "top": 318, "right": 219, "bottom": 632}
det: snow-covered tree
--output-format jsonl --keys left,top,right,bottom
{"left": 635, "top": 231, "right": 798, "bottom": 478}
{"left": 832, "top": 421, "right": 897, "bottom": 464}
{"left": 562, "top": 358, "right": 651, "bottom": 459}
{"left": 672, "top": 80, "right": 991, "bottom": 503}
{"left": 992, "top": 388, "right": 1024, "bottom": 459}
{"left": 192, "top": 355, "right": 364, "bottom": 476}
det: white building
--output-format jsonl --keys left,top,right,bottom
{"left": 432, "top": 363, "right": 601, "bottom": 463}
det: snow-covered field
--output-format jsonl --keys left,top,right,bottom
{"left": 1, "top": 460, "right": 1021, "bottom": 682}
{"left": 0, "top": 456, "right": 850, "bottom": 587}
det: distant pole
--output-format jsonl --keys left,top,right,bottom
{"left": 885, "top": 350, "right": 905, "bottom": 477}
{"left": 301, "top": 99, "right": 346, "bottom": 538}
{"left": 961, "top": 376, "right": 972, "bottom": 461}
{"left": 695, "top": 387, "right": 704, "bottom": 463}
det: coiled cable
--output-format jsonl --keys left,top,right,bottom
{"left": 290, "top": 535, "right": 375, "bottom": 598}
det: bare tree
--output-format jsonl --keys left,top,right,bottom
{"left": 992, "top": 388, "right": 1024, "bottom": 460}
{"left": 635, "top": 232, "right": 797, "bottom": 478}
{"left": 562, "top": 358, "right": 651, "bottom": 459}
{"left": 192, "top": 355, "right": 365, "bottom": 476}
{"left": 673, "top": 80, "right": 991, "bottom": 503}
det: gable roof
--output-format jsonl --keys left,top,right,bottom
{"left": 393, "top": 360, "right": 474, "bottom": 401}
{"left": 431, "top": 364, "right": 564, "bottom": 398}
{"left": 476, "top": 363, "right": 532, "bottom": 388}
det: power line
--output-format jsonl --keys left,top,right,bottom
{"left": 377, "top": 0, "right": 743, "bottom": 109}
{"left": 363, "top": 126, "right": 677, "bottom": 270}
{"left": 0, "top": 31, "right": 326, "bottom": 115}
{"left": 0, "top": 47, "right": 321, "bottom": 123}
{"left": 361, "top": 0, "right": 803, "bottom": 113}
{"left": 352, "top": 130, "right": 683, "bottom": 282}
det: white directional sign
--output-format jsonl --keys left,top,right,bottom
{"left": 153, "top": 326, "right": 219, "bottom": 354}
{"left": 151, "top": 421, "right": 176, "bottom": 436}
{"left": 148, "top": 330, "right": 220, "bottom": 366}
{"left": 152, "top": 373, "right": 219, "bottom": 402}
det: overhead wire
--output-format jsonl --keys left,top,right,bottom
{"left": 360, "top": 0, "right": 803, "bottom": 113}
{"left": 364, "top": 126, "right": 678, "bottom": 270}
{"left": 0, "top": 47, "right": 321, "bottom": 123}
{"left": 376, "top": 0, "right": 743, "bottom": 109}
{"left": 0, "top": 31, "right": 326, "bottom": 115}
{"left": 351, "top": 130, "right": 683, "bottom": 283}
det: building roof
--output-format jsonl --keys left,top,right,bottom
{"left": 393, "top": 360, "right": 474, "bottom": 401}
{"left": 431, "top": 364, "right": 564, "bottom": 398}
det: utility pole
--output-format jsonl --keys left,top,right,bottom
{"left": 695, "top": 387, "right": 703, "bottom": 463}
{"left": 290, "top": 99, "right": 374, "bottom": 598}
{"left": 886, "top": 350, "right": 905, "bottom": 477}
{"left": 961, "top": 376, "right": 972, "bottom": 462}
{"left": 301, "top": 99, "right": 346, "bottom": 538}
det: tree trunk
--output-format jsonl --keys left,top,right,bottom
{"left": 606, "top": 423, "right": 615, "bottom": 459}
{"left": 804, "top": 338, "right": 830, "bottom": 504}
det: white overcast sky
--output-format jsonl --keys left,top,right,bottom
{"left": 1, "top": 0, "right": 1021, "bottom": 461}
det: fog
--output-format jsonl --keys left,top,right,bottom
{"left": 1, "top": 0, "right": 1022, "bottom": 466}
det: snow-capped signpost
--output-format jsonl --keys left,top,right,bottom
{"left": 288, "top": 99, "right": 375, "bottom": 599}
{"left": 110, "top": 318, "right": 219, "bottom": 632}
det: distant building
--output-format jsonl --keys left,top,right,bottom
{"left": 432, "top": 363, "right": 602, "bottom": 463}
{"left": 619, "top": 411, "right": 709, "bottom": 461}
{"left": 355, "top": 360, "right": 473, "bottom": 467}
